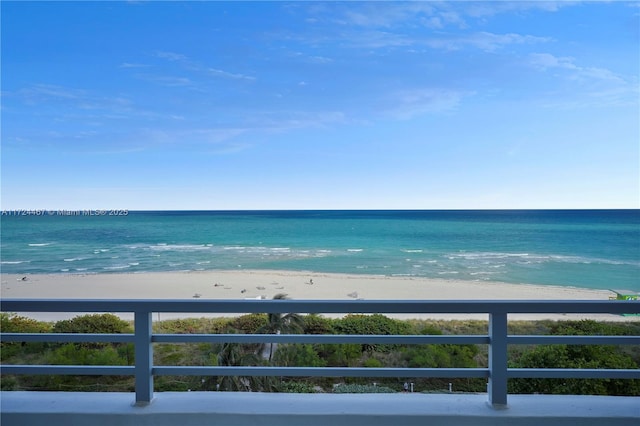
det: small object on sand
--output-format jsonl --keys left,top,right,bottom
{"left": 276, "top": 286, "right": 284, "bottom": 289}
{"left": 256, "top": 286, "right": 265, "bottom": 290}
{"left": 19, "top": 276, "right": 28, "bottom": 282}
{"left": 224, "top": 287, "right": 232, "bottom": 290}
{"left": 193, "top": 293, "right": 202, "bottom": 298}
{"left": 214, "top": 283, "right": 223, "bottom": 287}
{"left": 241, "top": 289, "right": 247, "bottom": 293}
{"left": 347, "top": 291, "right": 358, "bottom": 299}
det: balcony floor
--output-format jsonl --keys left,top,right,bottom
{"left": 1, "top": 391, "right": 639, "bottom": 426}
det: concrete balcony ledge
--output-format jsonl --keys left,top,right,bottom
{"left": 1, "top": 391, "right": 639, "bottom": 426}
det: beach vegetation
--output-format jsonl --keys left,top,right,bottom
{"left": 332, "top": 314, "right": 413, "bottom": 352}
{"left": 2, "top": 315, "right": 638, "bottom": 396}
{"left": 230, "top": 313, "right": 268, "bottom": 334}
{"left": 272, "top": 343, "right": 326, "bottom": 368}
{"left": 509, "top": 320, "right": 640, "bottom": 396}
{"left": 257, "top": 293, "right": 304, "bottom": 362}
{"left": 362, "top": 357, "right": 384, "bottom": 368}
{"left": 333, "top": 384, "right": 396, "bottom": 393}
{"left": 1, "top": 313, "right": 51, "bottom": 333}
{"left": 303, "top": 313, "right": 334, "bottom": 334}
{"left": 0, "top": 313, "right": 51, "bottom": 360}
{"left": 277, "top": 381, "right": 317, "bottom": 393}
{"left": 52, "top": 313, "right": 131, "bottom": 334}
{"left": 316, "top": 343, "right": 362, "bottom": 367}
{"left": 154, "top": 317, "right": 230, "bottom": 334}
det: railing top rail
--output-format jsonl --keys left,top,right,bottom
{"left": 1, "top": 298, "right": 638, "bottom": 314}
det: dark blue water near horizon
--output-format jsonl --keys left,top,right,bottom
{"left": 1, "top": 209, "right": 638, "bottom": 291}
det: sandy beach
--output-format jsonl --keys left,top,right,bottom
{"left": 1, "top": 270, "right": 635, "bottom": 322}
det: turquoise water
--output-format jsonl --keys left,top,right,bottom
{"left": 1, "top": 210, "right": 638, "bottom": 291}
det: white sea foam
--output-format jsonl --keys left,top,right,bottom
{"left": 150, "top": 244, "right": 210, "bottom": 251}
{"left": 103, "top": 265, "right": 130, "bottom": 270}
{"left": 28, "top": 243, "right": 52, "bottom": 247}
{"left": 63, "top": 258, "right": 83, "bottom": 262}
{"left": 1, "top": 260, "right": 30, "bottom": 264}
{"left": 347, "top": 248, "right": 363, "bottom": 252}
{"left": 402, "top": 249, "right": 423, "bottom": 253}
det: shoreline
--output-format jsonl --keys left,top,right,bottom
{"left": 1, "top": 270, "right": 635, "bottom": 322}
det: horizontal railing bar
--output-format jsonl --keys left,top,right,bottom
{"left": 2, "top": 299, "right": 638, "bottom": 314}
{"left": 0, "top": 365, "right": 134, "bottom": 376}
{"left": 152, "top": 334, "right": 490, "bottom": 344}
{"left": 508, "top": 368, "right": 640, "bottom": 379}
{"left": 153, "top": 366, "right": 489, "bottom": 378}
{"left": 508, "top": 335, "right": 640, "bottom": 345}
{"left": 0, "top": 333, "right": 135, "bottom": 343}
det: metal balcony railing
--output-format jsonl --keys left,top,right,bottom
{"left": 1, "top": 299, "right": 639, "bottom": 408}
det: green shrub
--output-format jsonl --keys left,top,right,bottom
{"left": 317, "top": 343, "right": 362, "bottom": 367}
{"left": 363, "top": 357, "right": 383, "bottom": 368}
{"left": 509, "top": 320, "right": 640, "bottom": 396}
{"left": 1, "top": 313, "right": 51, "bottom": 333}
{"left": 155, "top": 317, "right": 231, "bottom": 334}
{"left": 333, "top": 383, "right": 396, "bottom": 393}
{"left": 279, "top": 381, "right": 317, "bottom": 393}
{"left": 46, "top": 343, "right": 128, "bottom": 366}
{"left": 1, "top": 313, "right": 52, "bottom": 360}
{"left": 273, "top": 344, "right": 327, "bottom": 367}
{"left": 229, "top": 314, "right": 268, "bottom": 334}
{"left": 52, "top": 314, "right": 131, "bottom": 334}
{"left": 333, "top": 314, "right": 413, "bottom": 352}
{"left": 303, "top": 314, "right": 334, "bottom": 334}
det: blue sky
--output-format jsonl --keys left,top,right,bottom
{"left": 2, "top": 1, "right": 639, "bottom": 210}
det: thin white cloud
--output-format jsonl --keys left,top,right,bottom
{"left": 464, "top": 1, "right": 575, "bottom": 18}
{"left": 528, "top": 53, "right": 638, "bottom": 107}
{"left": 119, "top": 62, "right": 149, "bottom": 68}
{"left": 344, "top": 29, "right": 549, "bottom": 51}
{"left": 19, "top": 84, "right": 84, "bottom": 101}
{"left": 208, "top": 68, "right": 256, "bottom": 81}
{"left": 249, "top": 110, "right": 347, "bottom": 132}
{"left": 426, "top": 32, "right": 551, "bottom": 52}
{"left": 529, "top": 53, "right": 626, "bottom": 83}
{"left": 385, "top": 89, "right": 472, "bottom": 120}
{"left": 150, "top": 51, "right": 256, "bottom": 83}
{"left": 312, "top": 1, "right": 575, "bottom": 30}
{"left": 345, "top": 30, "right": 414, "bottom": 49}
{"left": 136, "top": 74, "right": 192, "bottom": 87}
{"left": 155, "top": 51, "right": 188, "bottom": 62}
{"left": 306, "top": 55, "right": 333, "bottom": 64}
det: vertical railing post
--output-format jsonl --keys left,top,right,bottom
{"left": 488, "top": 311, "right": 508, "bottom": 408}
{"left": 134, "top": 310, "right": 154, "bottom": 405}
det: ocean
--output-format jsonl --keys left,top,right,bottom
{"left": 1, "top": 210, "right": 638, "bottom": 292}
